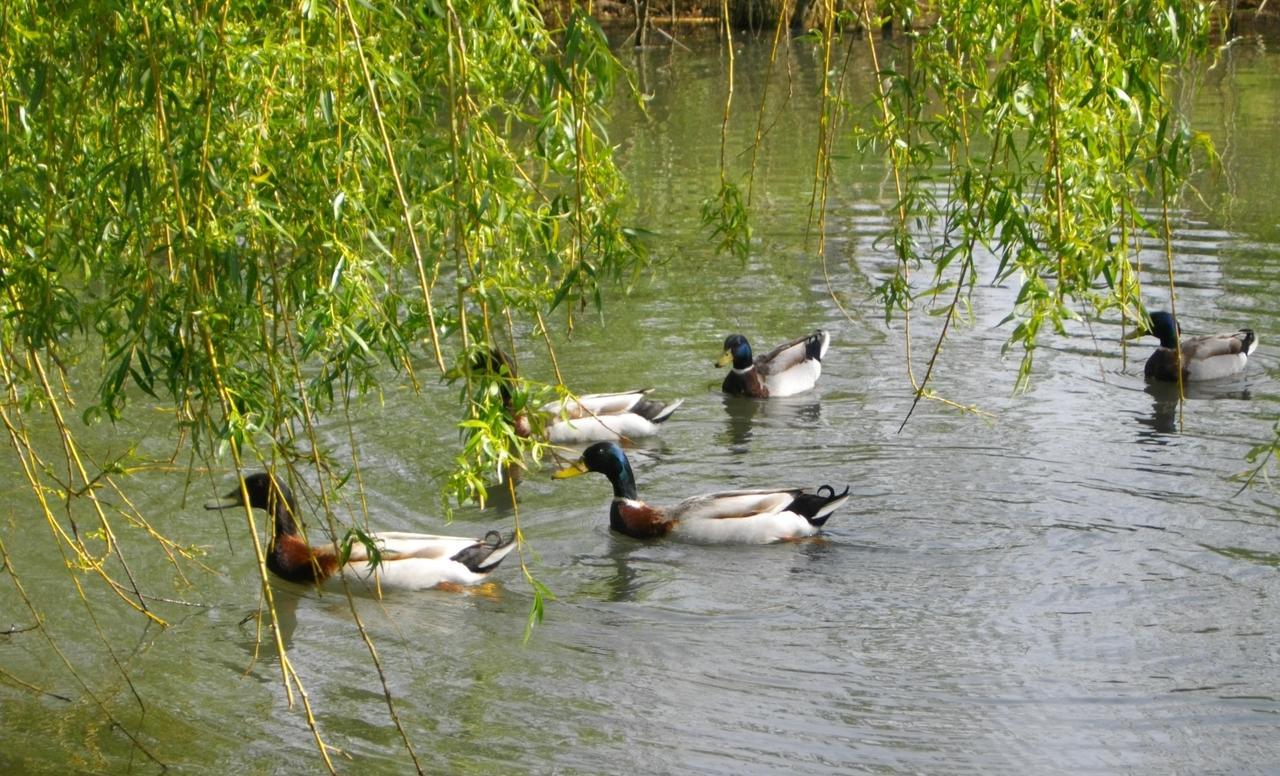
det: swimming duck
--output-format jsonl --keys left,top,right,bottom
{"left": 205, "top": 472, "right": 516, "bottom": 591}
{"left": 716, "top": 330, "right": 830, "bottom": 398}
{"left": 1130, "top": 311, "right": 1257, "bottom": 382}
{"left": 477, "top": 349, "right": 683, "bottom": 444}
{"left": 552, "top": 441, "right": 850, "bottom": 543}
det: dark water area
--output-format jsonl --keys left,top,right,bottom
{"left": 2, "top": 30, "right": 1279, "bottom": 775}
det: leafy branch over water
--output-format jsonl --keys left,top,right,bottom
{"left": 1, "top": 1, "right": 636, "bottom": 768}
{"left": 705, "top": 0, "right": 1219, "bottom": 406}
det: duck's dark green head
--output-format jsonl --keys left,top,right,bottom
{"left": 1147, "top": 311, "right": 1180, "bottom": 348}
{"left": 1129, "top": 311, "right": 1180, "bottom": 349}
{"left": 205, "top": 472, "right": 299, "bottom": 534}
{"left": 553, "top": 441, "right": 638, "bottom": 500}
{"left": 716, "top": 334, "right": 753, "bottom": 370}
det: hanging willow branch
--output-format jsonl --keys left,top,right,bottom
{"left": 0, "top": 0, "right": 640, "bottom": 767}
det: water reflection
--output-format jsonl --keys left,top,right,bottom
{"left": 720, "top": 394, "right": 823, "bottom": 449}
{"left": 1136, "top": 380, "right": 1256, "bottom": 440}
{"left": 587, "top": 541, "right": 654, "bottom": 603}
{"left": 238, "top": 587, "right": 303, "bottom": 650}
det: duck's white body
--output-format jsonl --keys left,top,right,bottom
{"left": 660, "top": 488, "right": 850, "bottom": 544}
{"left": 336, "top": 532, "right": 517, "bottom": 591}
{"left": 542, "top": 390, "right": 684, "bottom": 444}
{"left": 762, "top": 332, "right": 829, "bottom": 397}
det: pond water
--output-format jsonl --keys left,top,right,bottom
{"left": 3, "top": 28, "right": 1280, "bottom": 775}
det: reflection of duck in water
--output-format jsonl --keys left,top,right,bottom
{"left": 716, "top": 330, "right": 830, "bottom": 398}
{"left": 1137, "top": 379, "right": 1254, "bottom": 439}
{"left": 721, "top": 393, "right": 822, "bottom": 448}
{"left": 206, "top": 473, "right": 516, "bottom": 592}
{"left": 553, "top": 442, "right": 850, "bottom": 543}
{"left": 1129, "top": 311, "right": 1256, "bottom": 382}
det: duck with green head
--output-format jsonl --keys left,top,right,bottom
{"left": 1128, "top": 311, "right": 1256, "bottom": 382}
{"left": 553, "top": 441, "right": 850, "bottom": 543}
{"left": 717, "top": 330, "right": 830, "bottom": 398}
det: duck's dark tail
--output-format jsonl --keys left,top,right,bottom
{"left": 452, "top": 531, "right": 517, "bottom": 574}
{"left": 1239, "top": 328, "right": 1257, "bottom": 355}
{"left": 635, "top": 397, "right": 685, "bottom": 424}
{"left": 787, "top": 484, "right": 851, "bottom": 527}
{"left": 805, "top": 330, "right": 831, "bottom": 362}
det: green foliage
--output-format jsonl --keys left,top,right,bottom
{"left": 0, "top": 1, "right": 640, "bottom": 497}
{"left": 701, "top": 180, "right": 752, "bottom": 262}
{"left": 855, "top": 0, "right": 1215, "bottom": 391}
{"left": 0, "top": 2, "right": 639, "bottom": 762}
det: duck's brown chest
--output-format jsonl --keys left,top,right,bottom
{"left": 610, "top": 501, "right": 676, "bottom": 539}
{"left": 268, "top": 533, "right": 338, "bottom": 584}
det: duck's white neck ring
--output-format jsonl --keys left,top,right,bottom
{"left": 731, "top": 365, "right": 756, "bottom": 374}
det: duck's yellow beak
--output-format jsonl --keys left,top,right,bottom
{"left": 1123, "top": 325, "right": 1150, "bottom": 341}
{"left": 552, "top": 460, "right": 589, "bottom": 479}
{"left": 715, "top": 350, "right": 733, "bottom": 368}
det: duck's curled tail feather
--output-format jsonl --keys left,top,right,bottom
{"left": 789, "top": 484, "right": 851, "bottom": 527}
{"left": 451, "top": 531, "right": 517, "bottom": 573}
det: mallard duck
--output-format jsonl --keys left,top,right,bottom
{"left": 1130, "top": 311, "right": 1257, "bottom": 382}
{"left": 205, "top": 472, "right": 515, "bottom": 591}
{"left": 552, "top": 441, "right": 850, "bottom": 543}
{"left": 477, "top": 349, "right": 683, "bottom": 444}
{"left": 716, "top": 330, "right": 830, "bottom": 398}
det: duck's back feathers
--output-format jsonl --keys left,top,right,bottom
{"left": 337, "top": 531, "right": 516, "bottom": 590}
{"left": 759, "top": 330, "right": 831, "bottom": 370}
{"left": 544, "top": 390, "right": 649, "bottom": 418}
{"left": 670, "top": 488, "right": 801, "bottom": 522}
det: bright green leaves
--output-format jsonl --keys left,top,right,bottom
{"left": 863, "top": 0, "right": 1214, "bottom": 394}
{"left": 0, "top": 1, "right": 643, "bottom": 492}
{"left": 701, "top": 181, "right": 752, "bottom": 263}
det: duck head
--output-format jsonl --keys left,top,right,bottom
{"left": 1128, "top": 311, "right": 1180, "bottom": 349}
{"left": 205, "top": 472, "right": 300, "bottom": 535}
{"left": 716, "top": 334, "right": 754, "bottom": 370}
{"left": 553, "top": 441, "right": 638, "bottom": 500}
